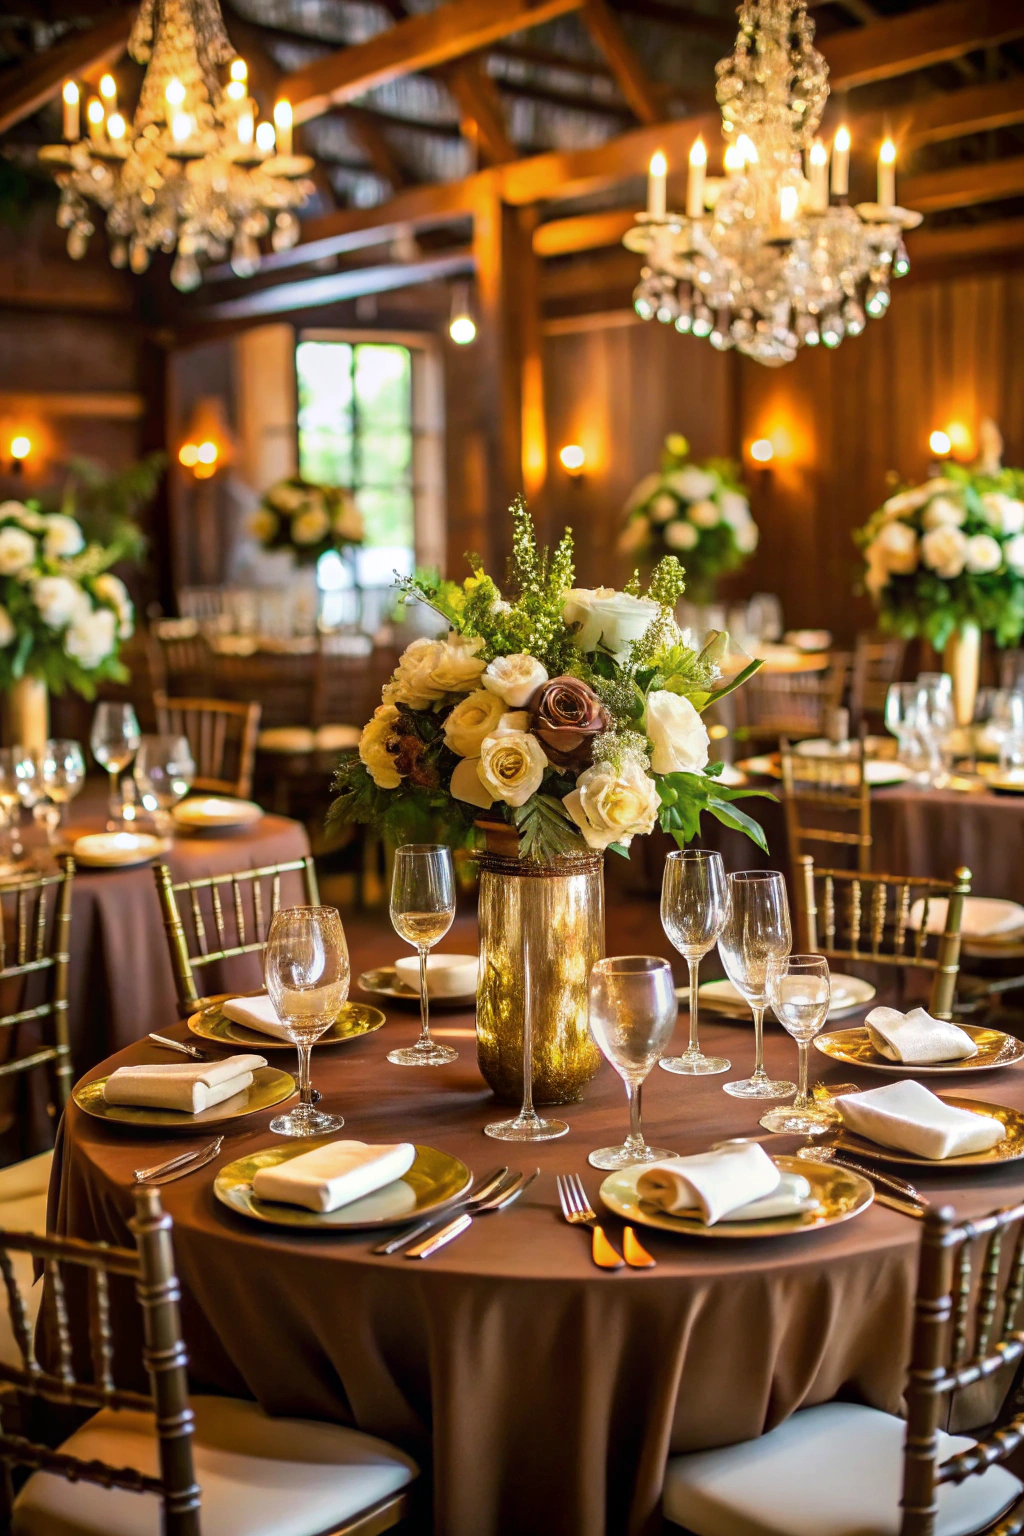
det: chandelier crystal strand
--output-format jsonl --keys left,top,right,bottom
{"left": 624, "top": 0, "right": 922, "bottom": 365}
{"left": 39, "top": 0, "right": 314, "bottom": 291}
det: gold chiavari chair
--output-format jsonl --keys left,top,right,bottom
{"left": 154, "top": 856, "right": 319, "bottom": 1017}
{"left": 735, "top": 662, "right": 848, "bottom": 749}
{"left": 780, "top": 736, "right": 872, "bottom": 875}
{"left": 849, "top": 632, "right": 906, "bottom": 731}
{"left": 147, "top": 619, "right": 211, "bottom": 696}
{"left": 0, "top": 856, "right": 75, "bottom": 1136}
{"left": 1, "top": 1185, "right": 418, "bottom": 1535}
{"left": 796, "top": 854, "right": 971, "bottom": 1019}
{"left": 662, "top": 1199, "right": 1024, "bottom": 1536}
{"left": 154, "top": 692, "right": 261, "bottom": 799}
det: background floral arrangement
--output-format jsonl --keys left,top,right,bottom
{"left": 855, "top": 461, "right": 1024, "bottom": 648}
{"left": 252, "top": 477, "right": 364, "bottom": 567}
{"left": 619, "top": 434, "right": 759, "bottom": 601}
{"left": 0, "top": 499, "right": 135, "bottom": 697}
{"left": 330, "top": 497, "right": 769, "bottom": 862}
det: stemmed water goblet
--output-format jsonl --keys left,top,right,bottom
{"left": 40, "top": 740, "right": 85, "bottom": 839}
{"left": 884, "top": 682, "right": 920, "bottom": 767}
{"left": 91, "top": 702, "right": 141, "bottom": 829}
{"left": 134, "top": 734, "right": 194, "bottom": 835}
{"left": 387, "top": 844, "right": 458, "bottom": 1067}
{"left": 659, "top": 849, "right": 731, "bottom": 1076}
{"left": 587, "top": 955, "right": 679, "bottom": 1171}
{"left": 0, "top": 749, "right": 25, "bottom": 865}
{"left": 719, "top": 870, "right": 796, "bottom": 1100}
{"left": 759, "top": 955, "right": 836, "bottom": 1135}
{"left": 265, "top": 905, "right": 349, "bottom": 1137}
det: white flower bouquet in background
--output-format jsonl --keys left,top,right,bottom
{"left": 253, "top": 477, "right": 364, "bottom": 567}
{"left": 620, "top": 434, "right": 758, "bottom": 603}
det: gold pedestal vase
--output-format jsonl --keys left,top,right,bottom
{"left": 943, "top": 621, "right": 981, "bottom": 728}
{"left": 6, "top": 676, "right": 49, "bottom": 749}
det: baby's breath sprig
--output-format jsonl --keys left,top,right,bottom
{"left": 647, "top": 555, "right": 687, "bottom": 610}
{"left": 591, "top": 727, "right": 651, "bottom": 773}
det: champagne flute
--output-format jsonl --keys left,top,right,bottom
{"left": 134, "top": 734, "right": 194, "bottom": 835}
{"left": 719, "top": 870, "right": 796, "bottom": 1100}
{"left": 40, "top": 739, "right": 85, "bottom": 834}
{"left": 484, "top": 926, "right": 568, "bottom": 1141}
{"left": 587, "top": 955, "right": 679, "bottom": 1171}
{"left": 265, "top": 905, "right": 349, "bottom": 1138}
{"left": 387, "top": 843, "right": 458, "bottom": 1067}
{"left": 659, "top": 849, "right": 731, "bottom": 1076}
{"left": 760, "top": 955, "right": 836, "bottom": 1135}
{"left": 91, "top": 702, "right": 141, "bottom": 830}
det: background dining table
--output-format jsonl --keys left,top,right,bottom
{"left": 47, "top": 910, "right": 1024, "bottom": 1536}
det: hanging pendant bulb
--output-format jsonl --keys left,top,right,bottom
{"left": 129, "top": 239, "right": 150, "bottom": 274}
{"left": 171, "top": 252, "right": 202, "bottom": 291}
{"left": 231, "top": 230, "right": 261, "bottom": 279}
{"left": 109, "top": 237, "right": 128, "bottom": 269}
{"left": 272, "top": 211, "right": 300, "bottom": 251}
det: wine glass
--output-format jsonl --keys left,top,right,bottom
{"left": 914, "top": 676, "right": 955, "bottom": 783}
{"left": 659, "top": 849, "right": 731, "bottom": 1076}
{"left": 0, "top": 749, "right": 25, "bottom": 863}
{"left": 264, "top": 905, "right": 349, "bottom": 1138}
{"left": 91, "top": 702, "right": 141, "bottom": 829}
{"left": 587, "top": 955, "right": 679, "bottom": 1171}
{"left": 134, "top": 734, "right": 194, "bottom": 835}
{"left": 387, "top": 844, "right": 458, "bottom": 1067}
{"left": 719, "top": 870, "right": 796, "bottom": 1100}
{"left": 40, "top": 739, "right": 85, "bottom": 834}
{"left": 884, "top": 682, "right": 920, "bottom": 766}
{"left": 760, "top": 955, "right": 837, "bottom": 1134}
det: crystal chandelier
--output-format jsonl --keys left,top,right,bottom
{"left": 624, "top": 0, "right": 922, "bottom": 365}
{"left": 39, "top": 0, "right": 315, "bottom": 291}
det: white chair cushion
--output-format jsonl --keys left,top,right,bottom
{"left": 257, "top": 727, "right": 316, "bottom": 754}
{"left": 0, "top": 1151, "right": 52, "bottom": 1370}
{"left": 663, "top": 1402, "right": 1021, "bottom": 1536}
{"left": 0, "top": 1149, "right": 53, "bottom": 1204}
{"left": 313, "top": 725, "right": 361, "bottom": 752}
{"left": 13, "top": 1395, "right": 417, "bottom": 1536}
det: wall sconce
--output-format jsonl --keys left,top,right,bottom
{"left": 749, "top": 438, "right": 774, "bottom": 464}
{"left": 559, "top": 444, "right": 585, "bottom": 479}
{"left": 9, "top": 435, "right": 31, "bottom": 474}
{"left": 448, "top": 281, "right": 476, "bottom": 345}
{"left": 179, "top": 439, "right": 220, "bottom": 479}
{"left": 178, "top": 397, "right": 232, "bottom": 481}
{"left": 929, "top": 429, "right": 951, "bottom": 459}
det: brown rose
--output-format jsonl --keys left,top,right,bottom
{"left": 528, "top": 675, "right": 610, "bottom": 769}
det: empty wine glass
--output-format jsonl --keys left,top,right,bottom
{"left": 40, "top": 739, "right": 85, "bottom": 834}
{"left": 587, "top": 955, "right": 679, "bottom": 1171}
{"left": 0, "top": 749, "right": 25, "bottom": 863}
{"left": 719, "top": 870, "right": 796, "bottom": 1100}
{"left": 659, "top": 849, "right": 731, "bottom": 1076}
{"left": 134, "top": 734, "right": 194, "bottom": 835}
{"left": 388, "top": 844, "right": 458, "bottom": 1067}
{"left": 265, "top": 905, "right": 349, "bottom": 1138}
{"left": 91, "top": 702, "right": 141, "bottom": 830}
{"left": 884, "top": 682, "right": 920, "bottom": 766}
{"left": 760, "top": 955, "right": 836, "bottom": 1135}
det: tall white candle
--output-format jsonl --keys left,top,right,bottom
{"left": 686, "top": 138, "right": 706, "bottom": 219}
{"left": 832, "top": 125, "right": 850, "bottom": 197}
{"left": 878, "top": 139, "right": 896, "bottom": 206}
{"left": 274, "top": 98, "right": 293, "bottom": 157}
{"left": 647, "top": 151, "right": 667, "bottom": 219}
{"left": 808, "top": 139, "right": 829, "bottom": 212}
{"left": 62, "top": 81, "right": 79, "bottom": 142}
{"left": 86, "top": 97, "right": 104, "bottom": 146}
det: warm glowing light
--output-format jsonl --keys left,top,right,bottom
{"left": 947, "top": 422, "right": 973, "bottom": 455}
{"left": 689, "top": 137, "right": 707, "bottom": 168}
{"left": 779, "top": 185, "right": 799, "bottom": 223}
{"left": 559, "top": 444, "right": 586, "bottom": 473}
{"left": 255, "top": 120, "right": 276, "bottom": 152}
{"left": 99, "top": 73, "right": 116, "bottom": 101}
{"left": 834, "top": 125, "right": 851, "bottom": 153}
{"left": 723, "top": 143, "right": 745, "bottom": 173}
{"left": 237, "top": 109, "right": 254, "bottom": 146}
{"left": 879, "top": 139, "right": 896, "bottom": 166}
{"left": 649, "top": 150, "right": 667, "bottom": 179}
{"left": 809, "top": 140, "right": 827, "bottom": 167}
{"left": 274, "top": 98, "right": 293, "bottom": 154}
{"left": 750, "top": 438, "right": 774, "bottom": 463}
{"left": 86, "top": 98, "right": 104, "bottom": 125}
{"left": 62, "top": 81, "right": 79, "bottom": 106}
{"left": 106, "top": 113, "right": 125, "bottom": 140}
{"left": 449, "top": 314, "right": 476, "bottom": 345}
{"left": 735, "top": 133, "right": 757, "bottom": 165}
{"left": 171, "top": 112, "right": 193, "bottom": 143}
{"left": 230, "top": 58, "right": 248, "bottom": 82}
{"left": 178, "top": 442, "right": 199, "bottom": 467}
{"left": 226, "top": 80, "right": 246, "bottom": 101}
{"left": 929, "top": 430, "right": 952, "bottom": 457}
{"left": 196, "top": 440, "right": 218, "bottom": 465}
{"left": 165, "top": 78, "right": 186, "bottom": 107}
{"left": 10, "top": 436, "right": 30, "bottom": 461}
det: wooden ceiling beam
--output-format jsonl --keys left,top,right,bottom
{"left": 441, "top": 56, "right": 517, "bottom": 164}
{"left": 855, "top": 76, "right": 1024, "bottom": 151}
{"left": 907, "top": 215, "right": 1024, "bottom": 263}
{"left": 824, "top": 0, "right": 1024, "bottom": 91}
{"left": 580, "top": 0, "right": 661, "bottom": 124}
{"left": 192, "top": 248, "right": 474, "bottom": 322}
{"left": 901, "top": 152, "right": 1024, "bottom": 211}
{"left": 343, "top": 106, "right": 411, "bottom": 190}
{"left": 0, "top": 6, "right": 134, "bottom": 136}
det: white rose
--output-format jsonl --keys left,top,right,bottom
{"left": 478, "top": 729, "right": 547, "bottom": 808}
{"left": 981, "top": 493, "right": 1024, "bottom": 536}
{"left": 718, "top": 490, "right": 750, "bottom": 529}
{"left": 481, "top": 653, "right": 548, "bottom": 708}
{"left": 563, "top": 588, "right": 659, "bottom": 659}
{"left": 384, "top": 633, "right": 486, "bottom": 708}
{"left": 292, "top": 507, "right": 329, "bottom": 545}
{"left": 733, "top": 519, "right": 759, "bottom": 553}
{"left": 664, "top": 520, "right": 698, "bottom": 551}
{"left": 563, "top": 760, "right": 660, "bottom": 851}
{"left": 687, "top": 499, "right": 720, "bottom": 529}
{"left": 667, "top": 466, "right": 717, "bottom": 501}
{"left": 443, "top": 688, "right": 508, "bottom": 757}
{"left": 865, "top": 543, "right": 891, "bottom": 596}
{"left": 64, "top": 606, "right": 116, "bottom": 670}
{"left": 93, "top": 572, "right": 129, "bottom": 613}
{"left": 649, "top": 493, "right": 677, "bottom": 525}
{"left": 645, "top": 690, "right": 710, "bottom": 775}
{"left": 33, "top": 575, "right": 88, "bottom": 628}
{"left": 920, "top": 526, "right": 968, "bottom": 579}
{"left": 268, "top": 484, "right": 308, "bottom": 514}
{"left": 625, "top": 471, "right": 662, "bottom": 512}
{"left": 359, "top": 703, "right": 403, "bottom": 789}
{"left": 882, "top": 478, "right": 956, "bottom": 518}
{"left": 922, "top": 495, "right": 966, "bottom": 530}
{"left": 43, "top": 514, "right": 85, "bottom": 559}
{"left": 1005, "top": 534, "right": 1024, "bottom": 574}
{"left": 0, "top": 604, "right": 14, "bottom": 647}
{"left": 965, "top": 532, "right": 1003, "bottom": 575}
{"left": 874, "top": 519, "right": 919, "bottom": 574}
{"left": 0, "top": 525, "right": 37, "bottom": 575}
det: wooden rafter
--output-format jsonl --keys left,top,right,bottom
{"left": 901, "top": 153, "right": 1024, "bottom": 212}
{"left": 343, "top": 106, "right": 410, "bottom": 190}
{"left": 824, "top": 0, "right": 1024, "bottom": 91}
{"left": 193, "top": 248, "right": 473, "bottom": 322}
{"left": 580, "top": 0, "right": 661, "bottom": 124}
{"left": 854, "top": 76, "right": 1024, "bottom": 151}
{"left": 0, "top": 6, "right": 134, "bottom": 136}
{"left": 441, "top": 56, "right": 516, "bottom": 165}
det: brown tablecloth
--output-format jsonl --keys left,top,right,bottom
{"left": 49, "top": 909, "right": 1024, "bottom": 1536}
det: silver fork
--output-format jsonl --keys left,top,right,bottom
{"left": 403, "top": 1169, "right": 539, "bottom": 1259}
{"left": 372, "top": 1166, "right": 510, "bottom": 1255}
{"left": 556, "top": 1174, "right": 631, "bottom": 1270}
{"left": 134, "top": 1137, "right": 224, "bottom": 1184}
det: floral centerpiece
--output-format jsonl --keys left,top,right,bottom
{"left": 619, "top": 434, "right": 758, "bottom": 602}
{"left": 252, "top": 477, "right": 364, "bottom": 567}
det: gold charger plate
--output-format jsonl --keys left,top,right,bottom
{"left": 357, "top": 966, "right": 477, "bottom": 1010}
{"left": 834, "top": 1094, "right": 1024, "bottom": 1168}
{"left": 814, "top": 1025, "right": 1024, "bottom": 1075}
{"left": 188, "top": 993, "right": 386, "bottom": 1050}
{"left": 599, "top": 1154, "right": 873, "bottom": 1239}
{"left": 213, "top": 1139, "right": 471, "bottom": 1230}
{"left": 73, "top": 1066, "right": 295, "bottom": 1133}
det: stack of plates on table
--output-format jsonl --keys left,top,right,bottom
{"left": 909, "top": 896, "right": 1024, "bottom": 953}
{"left": 188, "top": 992, "right": 386, "bottom": 1049}
{"left": 72, "top": 1064, "right": 296, "bottom": 1132}
{"left": 677, "top": 973, "right": 875, "bottom": 1023}
{"left": 815, "top": 1023, "right": 1024, "bottom": 1075}
{"left": 73, "top": 832, "right": 170, "bottom": 868}
{"left": 171, "top": 797, "right": 264, "bottom": 831}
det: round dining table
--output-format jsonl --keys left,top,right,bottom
{"left": 47, "top": 910, "right": 1024, "bottom": 1536}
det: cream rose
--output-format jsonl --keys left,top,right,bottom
{"left": 43, "top": 514, "right": 85, "bottom": 559}
{"left": 293, "top": 506, "right": 329, "bottom": 545}
{"left": 385, "top": 633, "right": 486, "bottom": 708}
{"left": 920, "top": 526, "right": 968, "bottom": 579}
{"left": 478, "top": 730, "right": 547, "bottom": 808}
{"left": 563, "top": 760, "right": 660, "bottom": 851}
{"left": 1005, "top": 534, "right": 1024, "bottom": 574}
{"left": 33, "top": 575, "right": 88, "bottom": 628}
{"left": 0, "top": 501, "right": 43, "bottom": 531}
{"left": 965, "top": 532, "right": 1002, "bottom": 574}
{"left": 874, "top": 519, "right": 919, "bottom": 575}
{"left": 358, "top": 704, "right": 403, "bottom": 790}
{"left": 734, "top": 519, "right": 759, "bottom": 554}
{"left": 667, "top": 466, "right": 717, "bottom": 501}
{"left": 449, "top": 756, "right": 495, "bottom": 809}
{"left": 0, "top": 604, "right": 14, "bottom": 647}
{"left": 921, "top": 496, "right": 966, "bottom": 530}
{"left": 250, "top": 509, "right": 278, "bottom": 543}
{"left": 981, "top": 492, "right": 1024, "bottom": 536}
{"left": 64, "top": 607, "right": 116, "bottom": 670}
{"left": 481, "top": 653, "right": 548, "bottom": 708}
{"left": 664, "top": 520, "right": 698, "bottom": 551}
{"left": 563, "top": 588, "right": 659, "bottom": 658}
{"left": 443, "top": 688, "right": 508, "bottom": 757}
{"left": 882, "top": 478, "right": 956, "bottom": 518}
{"left": 865, "top": 544, "right": 890, "bottom": 597}
{"left": 624, "top": 471, "right": 661, "bottom": 512}
{"left": 648, "top": 493, "right": 677, "bottom": 524}
{"left": 0, "top": 525, "right": 36, "bottom": 575}
{"left": 687, "top": 499, "right": 720, "bottom": 529}
{"left": 645, "top": 690, "right": 710, "bottom": 775}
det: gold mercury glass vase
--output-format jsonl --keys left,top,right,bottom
{"left": 475, "top": 821, "right": 604, "bottom": 1105}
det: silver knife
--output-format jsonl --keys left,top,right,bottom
{"left": 135, "top": 1140, "right": 223, "bottom": 1185}
{"left": 873, "top": 1190, "right": 926, "bottom": 1220}
{"left": 405, "top": 1212, "right": 473, "bottom": 1258}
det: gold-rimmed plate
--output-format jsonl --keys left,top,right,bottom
{"left": 357, "top": 967, "right": 477, "bottom": 1009}
{"left": 73, "top": 1066, "right": 296, "bottom": 1133}
{"left": 213, "top": 1140, "right": 471, "bottom": 1230}
{"left": 833, "top": 1095, "right": 1024, "bottom": 1168}
{"left": 598, "top": 1154, "right": 873, "bottom": 1239}
{"left": 188, "top": 993, "right": 386, "bottom": 1050}
{"left": 814, "top": 1025, "right": 1024, "bottom": 1075}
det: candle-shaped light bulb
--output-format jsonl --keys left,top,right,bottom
{"left": 237, "top": 106, "right": 254, "bottom": 146}
{"left": 99, "top": 73, "right": 116, "bottom": 107}
{"left": 165, "top": 78, "right": 186, "bottom": 109}
{"left": 832, "top": 125, "right": 850, "bottom": 197}
{"left": 779, "top": 184, "right": 799, "bottom": 225}
{"left": 736, "top": 133, "right": 758, "bottom": 165}
{"left": 646, "top": 150, "right": 667, "bottom": 219}
{"left": 723, "top": 142, "right": 745, "bottom": 174}
{"left": 62, "top": 80, "right": 80, "bottom": 141}
{"left": 878, "top": 138, "right": 896, "bottom": 207}
{"left": 226, "top": 79, "right": 246, "bottom": 101}
{"left": 171, "top": 111, "right": 192, "bottom": 143}
{"left": 255, "top": 119, "right": 276, "bottom": 153}
{"left": 273, "top": 98, "right": 293, "bottom": 156}
{"left": 686, "top": 137, "right": 706, "bottom": 219}
{"left": 230, "top": 58, "right": 248, "bottom": 82}
{"left": 808, "top": 138, "right": 829, "bottom": 211}
{"left": 86, "top": 96, "right": 104, "bottom": 144}
{"left": 107, "top": 112, "right": 125, "bottom": 141}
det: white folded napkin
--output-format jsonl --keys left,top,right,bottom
{"left": 909, "top": 896, "right": 1024, "bottom": 938}
{"left": 222, "top": 994, "right": 295, "bottom": 1043}
{"left": 865, "top": 1005, "right": 977, "bottom": 1065}
{"left": 837, "top": 1079, "right": 1005, "bottom": 1160}
{"left": 636, "top": 1141, "right": 781, "bottom": 1226}
{"left": 251, "top": 1139, "right": 417, "bottom": 1213}
{"left": 103, "top": 1054, "right": 266, "bottom": 1113}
